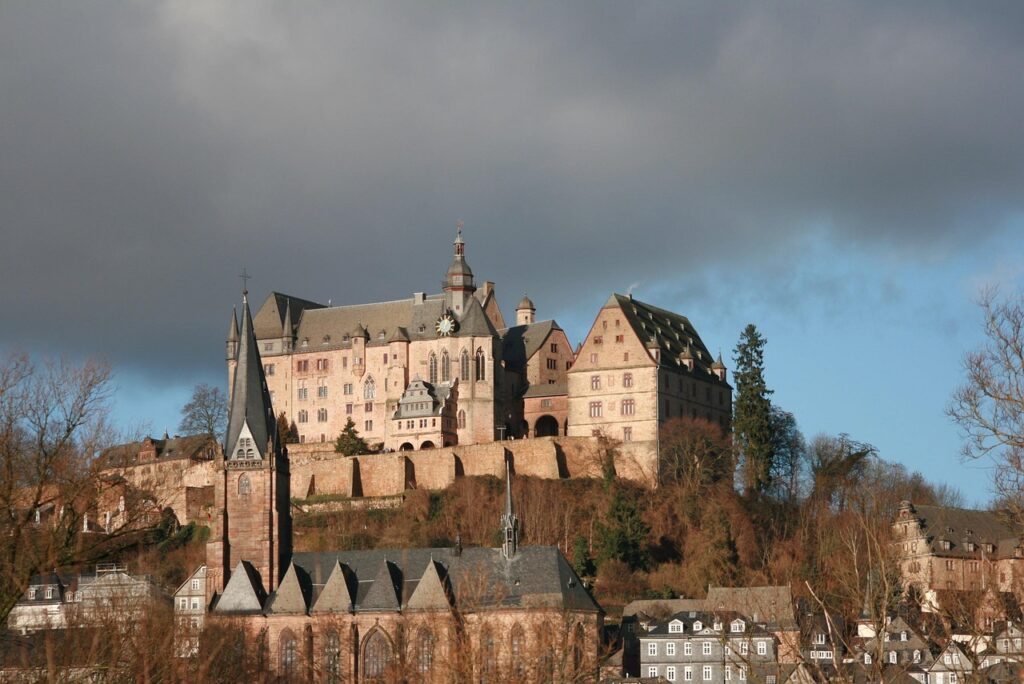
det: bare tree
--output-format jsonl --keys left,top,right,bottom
{"left": 179, "top": 383, "right": 228, "bottom": 438}
{"left": 948, "top": 288, "right": 1024, "bottom": 524}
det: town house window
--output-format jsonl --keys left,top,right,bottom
{"left": 703, "top": 666, "right": 713, "bottom": 681}
{"left": 264, "top": 363, "right": 275, "bottom": 375}
{"left": 648, "top": 642, "right": 657, "bottom": 656}
{"left": 550, "top": 343, "right": 558, "bottom": 353}
{"left": 684, "top": 642, "right": 692, "bottom": 656}
{"left": 666, "top": 666, "right": 676, "bottom": 681}
{"left": 589, "top": 402, "right": 602, "bottom": 418}
{"left": 317, "top": 408, "right": 328, "bottom": 422}
{"left": 623, "top": 426, "right": 632, "bottom": 442}
{"left": 296, "top": 360, "right": 309, "bottom": 372}
{"left": 344, "top": 383, "right": 353, "bottom": 395}
{"left": 757, "top": 641, "right": 767, "bottom": 656}
{"left": 45, "top": 587, "right": 53, "bottom": 599}
{"left": 623, "top": 372, "right": 633, "bottom": 388}
{"left": 591, "top": 375, "right": 601, "bottom": 390}
{"left": 298, "top": 380, "right": 308, "bottom": 400}
{"left": 191, "top": 579, "right": 199, "bottom": 591}
{"left": 684, "top": 666, "right": 692, "bottom": 681}
{"left": 621, "top": 399, "right": 635, "bottom": 416}
{"left": 667, "top": 642, "right": 676, "bottom": 656}
{"left": 547, "top": 358, "right": 557, "bottom": 370}
{"left": 318, "top": 384, "right": 328, "bottom": 398}
{"left": 703, "top": 641, "right": 712, "bottom": 655}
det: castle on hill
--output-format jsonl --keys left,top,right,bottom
{"left": 230, "top": 227, "right": 732, "bottom": 453}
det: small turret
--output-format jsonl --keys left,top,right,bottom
{"left": 711, "top": 352, "right": 726, "bottom": 381}
{"left": 226, "top": 307, "right": 240, "bottom": 360}
{"left": 516, "top": 295, "right": 536, "bottom": 326}
{"left": 443, "top": 222, "right": 476, "bottom": 316}
{"left": 281, "top": 300, "right": 294, "bottom": 352}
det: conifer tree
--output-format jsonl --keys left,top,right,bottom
{"left": 571, "top": 535, "right": 596, "bottom": 577}
{"left": 733, "top": 324, "right": 774, "bottom": 495}
{"left": 594, "top": 490, "right": 650, "bottom": 570}
{"left": 334, "top": 417, "right": 370, "bottom": 455}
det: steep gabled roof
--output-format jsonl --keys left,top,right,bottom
{"left": 311, "top": 560, "right": 355, "bottom": 613}
{"left": 406, "top": 559, "right": 451, "bottom": 611}
{"left": 359, "top": 560, "right": 402, "bottom": 612}
{"left": 214, "top": 561, "right": 266, "bottom": 614}
{"left": 500, "top": 319, "right": 562, "bottom": 368}
{"left": 457, "top": 296, "right": 499, "bottom": 338}
{"left": 265, "top": 562, "right": 312, "bottom": 614}
{"left": 252, "top": 292, "right": 324, "bottom": 339}
{"left": 705, "top": 585, "right": 797, "bottom": 631}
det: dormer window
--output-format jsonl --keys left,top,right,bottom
{"left": 668, "top": 620, "right": 684, "bottom": 634}
{"left": 731, "top": 619, "right": 745, "bottom": 633}
{"left": 966, "top": 542, "right": 976, "bottom": 552}
{"left": 693, "top": 620, "right": 702, "bottom": 631}
{"left": 28, "top": 588, "right": 36, "bottom": 599}
{"left": 713, "top": 621, "right": 722, "bottom": 632}
{"left": 914, "top": 650, "right": 921, "bottom": 663}
{"left": 901, "top": 631, "right": 907, "bottom": 641}
{"left": 813, "top": 633, "right": 826, "bottom": 645}
{"left": 941, "top": 540, "right": 952, "bottom": 550}
{"left": 45, "top": 587, "right": 53, "bottom": 599}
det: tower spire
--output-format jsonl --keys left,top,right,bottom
{"left": 501, "top": 457, "right": 519, "bottom": 560}
{"left": 225, "top": 290, "right": 277, "bottom": 461}
{"left": 443, "top": 221, "right": 476, "bottom": 314}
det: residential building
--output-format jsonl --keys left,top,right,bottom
{"left": 928, "top": 641, "right": 973, "bottom": 684}
{"left": 173, "top": 565, "right": 207, "bottom": 657}
{"left": 851, "top": 616, "right": 932, "bottom": 680}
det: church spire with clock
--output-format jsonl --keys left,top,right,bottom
{"left": 206, "top": 286, "right": 292, "bottom": 604}
{"left": 443, "top": 223, "right": 476, "bottom": 316}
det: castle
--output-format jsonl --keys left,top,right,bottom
{"left": 232, "top": 227, "right": 732, "bottom": 454}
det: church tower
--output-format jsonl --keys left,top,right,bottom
{"left": 443, "top": 224, "right": 477, "bottom": 316}
{"left": 207, "top": 288, "right": 292, "bottom": 603}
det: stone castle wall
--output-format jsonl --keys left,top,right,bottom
{"left": 106, "top": 436, "right": 658, "bottom": 523}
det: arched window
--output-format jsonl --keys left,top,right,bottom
{"left": 458, "top": 410, "right": 466, "bottom": 430}
{"left": 238, "top": 474, "right": 251, "bottom": 496}
{"left": 363, "top": 629, "right": 393, "bottom": 682}
{"left": 279, "top": 629, "right": 298, "bottom": 678}
{"left": 298, "top": 410, "right": 308, "bottom": 423}
{"left": 480, "top": 626, "right": 496, "bottom": 682}
{"left": 324, "top": 630, "right": 341, "bottom": 684}
{"left": 428, "top": 353, "right": 438, "bottom": 384}
{"left": 460, "top": 349, "right": 470, "bottom": 381}
{"left": 416, "top": 628, "right": 434, "bottom": 674}
{"left": 573, "top": 622, "right": 585, "bottom": 675}
{"left": 536, "top": 624, "right": 554, "bottom": 681}
{"left": 475, "top": 348, "right": 486, "bottom": 381}
{"left": 317, "top": 408, "right": 328, "bottom": 422}
{"left": 363, "top": 377, "right": 376, "bottom": 400}
{"left": 510, "top": 624, "right": 525, "bottom": 678}
{"left": 441, "top": 350, "right": 450, "bottom": 382}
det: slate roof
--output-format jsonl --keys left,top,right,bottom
{"left": 252, "top": 292, "right": 324, "bottom": 339}
{"left": 225, "top": 295, "right": 278, "bottom": 461}
{"left": 501, "top": 319, "right": 562, "bottom": 369}
{"left": 642, "top": 610, "right": 771, "bottom": 637}
{"left": 906, "top": 503, "right": 1021, "bottom": 558}
{"left": 605, "top": 293, "right": 729, "bottom": 387}
{"left": 456, "top": 296, "right": 499, "bottom": 338}
{"left": 265, "top": 562, "right": 312, "bottom": 614}
{"left": 283, "top": 294, "right": 448, "bottom": 348}
{"left": 216, "top": 545, "right": 604, "bottom": 616}
{"left": 214, "top": 561, "right": 266, "bottom": 614}
{"left": 622, "top": 598, "right": 706, "bottom": 619}
{"left": 100, "top": 434, "right": 217, "bottom": 467}
{"left": 523, "top": 382, "right": 567, "bottom": 399}
{"left": 705, "top": 585, "right": 798, "bottom": 631}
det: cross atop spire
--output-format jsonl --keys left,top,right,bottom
{"left": 240, "top": 267, "right": 251, "bottom": 298}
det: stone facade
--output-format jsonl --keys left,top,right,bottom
{"left": 567, "top": 294, "right": 731, "bottom": 446}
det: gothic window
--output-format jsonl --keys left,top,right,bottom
{"left": 238, "top": 474, "right": 251, "bottom": 496}
{"left": 363, "top": 377, "right": 376, "bottom": 400}
{"left": 363, "top": 629, "right": 393, "bottom": 682}
{"left": 428, "top": 353, "right": 438, "bottom": 383}
{"left": 458, "top": 410, "right": 466, "bottom": 430}
{"left": 537, "top": 624, "right": 554, "bottom": 681}
{"left": 441, "top": 350, "right": 450, "bottom": 382}
{"left": 510, "top": 624, "right": 526, "bottom": 678}
{"left": 324, "top": 630, "right": 341, "bottom": 684}
{"left": 279, "top": 629, "right": 298, "bottom": 678}
{"left": 460, "top": 349, "right": 470, "bottom": 381}
{"left": 475, "top": 348, "right": 486, "bottom": 381}
{"left": 480, "top": 626, "right": 496, "bottom": 682}
{"left": 417, "top": 628, "right": 434, "bottom": 674}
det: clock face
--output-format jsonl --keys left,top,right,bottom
{"left": 435, "top": 314, "right": 456, "bottom": 337}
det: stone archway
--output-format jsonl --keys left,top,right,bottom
{"left": 420, "top": 440, "right": 435, "bottom": 450}
{"left": 534, "top": 414, "right": 560, "bottom": 437}
{"left": 399, "top": 442, "right": 414, "bottom": 451}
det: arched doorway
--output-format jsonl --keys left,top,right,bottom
{"left": 399, "top": 442, "right": 414, "bottom": 451}
{"left": 534, "top": 415, "right": 560, "bottom": 437}
{"left": 420, "top": 440, "right": 435, "bottom": 450}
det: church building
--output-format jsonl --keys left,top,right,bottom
{"left": 204, "top": 287, "right": 604, "bottom": 682}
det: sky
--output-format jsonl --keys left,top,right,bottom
{"left": 3, "top": 2, "right": 1024, "bottom": 505}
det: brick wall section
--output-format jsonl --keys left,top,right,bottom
{"left": 102, "top": 437, "right": 659, "bottom": 518}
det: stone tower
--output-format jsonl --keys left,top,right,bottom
{"left": 207, "top": 289, "right": 292, "bottom": 603}
{"left": 443, "top": 225, "right": 476, "bottom": 316}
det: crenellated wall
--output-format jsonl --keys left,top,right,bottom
{"left": 104, "top": 436, "right": 658, "bottom": 522}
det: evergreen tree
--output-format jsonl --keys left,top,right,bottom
{"left": 594, "top": 490, "right": 650, "bottom": 570}
{"left": 571, "top": 535, "right": 596, "bottom": 577}
{"left": 334, "top": 417, "right": 370, "bottom": 455}
{"left": 733, "top": 324, "right": 774, "bottom": 495}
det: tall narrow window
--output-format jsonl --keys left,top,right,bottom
{"left": 458, "top": 410, "right": 466, "bottom": 429}
{"left": 363, "top": 377, "right": 376, "bottom": 400}
{"left": 480, "top": 626, "right": 496, "bottom": 683}
{"left": 279, "top": 629, "right": 298, "bottom": 678}
{"left": 475, "top": 348, "right": 486, "bottom": 381}
{"left": 460, "top": 349, "right": 470, "bottom": 381}
{"left": 238, "top": 474, "right": 251, "bottom": 496}
{"left": 324, "top": 631, "right": 341, "bottom": 684}
{"left": 441, "top": 350, "right": 450, "bottom": 382}
{"left": 417, "top": 628, "right": 434, "bottom": 674}
{"left": 363, "top": 630, "right": 393, "bottom": 682}
{"left": 428, "top": 353, "right": 438, "bottom": 383}
{"left": 511, "top": 624, "right": 526, "bottom": 678}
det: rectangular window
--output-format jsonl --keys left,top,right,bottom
{"left": 547, "top": 358, "right": 558, "bottom": 370}
{"left": 739, "top": 666, "right": 746, "bottom": 681}
{"left": 297, "top": 386, "right": 308, "bottom": 400}
{"left": 590, "top": 353, "right": 598, "bottom": 363}
{"left": 591, "top": 375, "right": 601, "bottom": 390}
{"left": 589, "top": 402, "right": 602, "bottom": 418}
{"left": 757, "top": 641, "right": 767, "bottom": 656}
{"left": 264, "top": 363, "right": 275, "bottom": 375}
{"left": 667, "top": 642, "right": 676, "bottom": 656}
{"left": 364, "top": 420, "right": 373, "bottom": 432}
{"left": 623, "top": 352, "right": 629, "bottom": 361}
{"left": 648, "top": 643, "right": 657, "bottom": 656}
{"left": 296, "top": 360, "right": 309, "bottom": 372}
{"left": 178, "top": 597, "right": 186, "bottom": 609}
{"left": 621, "top": 399, "right": 635, "bottom": 416}
{"left": 383, "top": 354, "right": 388, "bottom": 365}
{"left": 623, "top": 372, "right": 633, "bottom": 388}
{"left": 45, "top": 587, "right": 53, "bottom": 599}
{"left": 318, "top": 386, "right": 328, "bottom": 398}
{"left": 344, "top": 383, "right": 353, "bottom": 395}
{"left": 648, "top": 668, "right": 658, "bottom": 678}
{"left": 725, "top": 666, "right": 731, "bottom": 681}
{"left": 191, "top": 579, "right": 199, "bottom": 591}
{"left": 684, "top": 666, "right": 692, "bottom": 681}
{"left": 550, "top": 343, "right": 558, "bottom": 353}
{"left": 667, "top": 666, "right": 676, "bottom": 682}
{"left": 946, "top": 560, "right": 955, "bottom": 570}
{"left": 703, "top": 641, "right": 712, "bottom": 656}
{"left": 740, "top": 642, "right": 748, "bottom": 656}
{"left": 684, "top": 642, "right": 692, "bottom": 656}
{"left": 615, "top": 334, "right": 624, "bottom": 343}
{"left": 365, "top": 402, "right": 373, "bottom": 412}
{"left": 623, "top": 426, "right": 632, "bottom": 442}
{"left": 190, "top": 598, "right": 200, "bottom": 610}
{"left": 541, "top": 399, "right": 553, "bottom": 408}
{"left": 264, "top": 342, "right": 273, "bottom": 352}
{"left": 594, "top": 336, "right": 603, "bottom": 345}
{"left": 345, "top": 403, "right": 353, "bottom": 415}
{"left": 703, "top": 666, "right": 713, "bottom": 681}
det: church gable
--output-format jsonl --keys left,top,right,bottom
{"left": 359, "top": 560, "right": 402, "bottom": 612}
{"left": 311, "top": 560, "right": 355, "bottom": 613}
{"left": 266, "top": 562, "right": 312, "bottom": 614}
{"left": 406, "top": 559, "right": 451, "bottom": 611}
{"left": 230, "top": 421, "right": 260, "bottom": 461}
{"left": 214, "top": 561, "right": 267, "bottom": 614}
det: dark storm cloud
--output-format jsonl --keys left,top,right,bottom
{"left": 2, "top": 1, "right": 1023, "bottom": 379}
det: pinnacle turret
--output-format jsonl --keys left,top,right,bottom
{"left": 500, "top": 457, "right": 519, "bottom": 560}
{"left": 225, "top": 292, "right": 278, "bottom": 462}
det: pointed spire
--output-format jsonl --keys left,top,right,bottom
{"left": 228, "top": 307, "right": 239, "bottom": 342}
{"left": 225, "top": 291, "right": 277, "bottom": 461}
{"left": 712, "top": 351, "right": 725, "bottom": 369}
{"left": 501, "top": 457, "right": 519, "bottom": 560}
